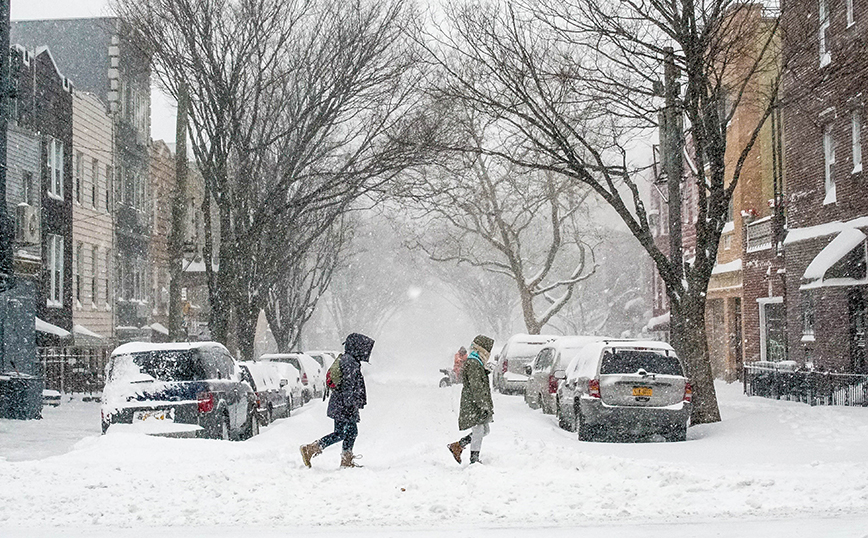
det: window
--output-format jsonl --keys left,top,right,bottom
{"left": 105, "top": 249, "right": 111, "bottom": 305}
{"left": 824, "top": 124, "right": 836, "bottom": 204}
{"left": 75, "top": 242, "right": 82, "bottom": 305}
{"left": 47, "top": 234, "right": 64, "bottom": 307}
{"left": 802, "top": 291, "right": 816, "bottom": 337}
{"left": 22, "top": 171, "right": 34, "bottom": 205}
{"left": 48, "top": 138, "right": 65, "bottom": 199}
{"left": 92, "top": 158, "right": 99, "bottom": 207}
{"left": 105, "top": 165, "right": 112, "bottom": 212}
{"left": 75, "top": 151, "right": 83, "bottom": 203}
{"left": 91, "top": 246, "right": 99, "bottom": 305}
{"left": 819, "top": 0, "right": 831, "bottom": 67}
{"left": 853, "top": 111, "right": 863, "bottom": 174}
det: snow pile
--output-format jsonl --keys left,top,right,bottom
{"left": 2, "top": 379, "right": 868, "bottom": 535}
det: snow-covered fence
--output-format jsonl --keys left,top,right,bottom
{"left": 744, "top": 362, "right": 868, "bottom": 407}
{"left": 38, "top": 347, "right": 111, "bottom": 396}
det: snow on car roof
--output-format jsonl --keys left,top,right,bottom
{"left": 111, "top": 341, "right": 228, "bottom": 357}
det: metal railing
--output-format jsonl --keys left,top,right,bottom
{"left": 38, "top": 347, "right": 111, "bottom": 395}
{"left": 744, "top": 362, "right": 868, "bottom": 407}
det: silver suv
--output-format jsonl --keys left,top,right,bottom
{"left": 556, "top": 340, "right": 691, "bottom": 442}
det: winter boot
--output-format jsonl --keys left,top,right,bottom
{"left": 341, "top": 450, "right": 362, "bottom": 468}
{"left": 447, "top": 442, "right": 464, "bottom": 464}
{"left": 469, "top": 451, "right": 481, "bottom": 464}
{"left": 300, "top": 442, "right": 322, "bottom": 468}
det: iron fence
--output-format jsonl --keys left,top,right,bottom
{"left": 39, "top": 347, "right": 111, "bottom": 395}
{"left": 744, "top": 362, "right": 868, "bottom": 407}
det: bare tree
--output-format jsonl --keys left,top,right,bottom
{"left": 398, "top": 116, "right": 598, "bottom": 334}
{"left": 417, "top": 0, "right": 820, "bottom": 423}
{"left": 114, "top": 0, "right": 428, "bottom": 359}
{"left": 429, "top": 262, "right": 518, "bottom": 340}
{"left": 263, "top": 214, "right": 350, "bottom": 352}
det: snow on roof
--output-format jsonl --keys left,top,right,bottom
{"left": 712, "top": 258, "right": 742, "bottom": 275}
{"left": 35, "top": 317, "right": 70, "bottom": 338}
{"left": 112, "top": 341, "right": 227, "bottom": 357}
{"left": 784, "top": 216, "right": 868, "bottom": 245}
{"left": 802, "top": 228, "right": 866, "bottom": 282}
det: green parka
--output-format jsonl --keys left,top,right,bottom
{"left": 458, "top": 352, "right": 494, "bottom": 430}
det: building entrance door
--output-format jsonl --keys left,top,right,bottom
{"left": 763, "top": 302, "right": 786, "bottom": 362}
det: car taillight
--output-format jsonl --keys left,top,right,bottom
{"left": 198, "top": 392, "right": 215, "bottom": 413}
{"left": 502, "top": 359, "right": 508, "bottom": 374}
{"left": 683, "top": 382, "right": 693, "bottom": 403}
{"left": 548, "top": 375, "right": 559, "bottom": 394}
{"left": 588, "top": 379, "right": 601, "bottom": 399}
{"left": 302, "top": 372, "right": 308, "bottom": 385}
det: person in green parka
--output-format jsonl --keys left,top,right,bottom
{"left": 447, "top": 334, "right": 495, "bottom": 464}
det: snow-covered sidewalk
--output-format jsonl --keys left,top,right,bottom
{"left": 2, "top": 375, "right": 868, "bottom": 536}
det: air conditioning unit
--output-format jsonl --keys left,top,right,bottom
{"left": 15, "top": 203, "right": 40, "bottom": 244}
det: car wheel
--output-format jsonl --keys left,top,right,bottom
{"left": 577, "top": 408, "right": 594, "bottom": 442}
{"left": 303, "top": 391, "right": 311, "bottom": 404}
{"left": 439, "top": 377, "right": 449, "bottom": 388}
{"left": 220, "top": 413, "right": 231, "bottom": 441}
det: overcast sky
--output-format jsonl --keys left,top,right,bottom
{"left": 12, "top": 0, "right": 178, "bottom": 143}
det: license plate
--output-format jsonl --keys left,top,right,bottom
{"left": 632, "top": 387, "right": 653, "bottom": 397}
{"left": 134, "top": 409, "right": 174, "bottom": 422}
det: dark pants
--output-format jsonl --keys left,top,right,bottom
{"left": 319, "top": 419, "right": 358, "bottom": 452}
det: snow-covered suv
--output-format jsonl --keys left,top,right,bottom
{"left": 556, "top": 340, "right": 692, "bottom": 442}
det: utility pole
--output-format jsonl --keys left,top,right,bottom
{"left": 168, "top": 82, "right": 189, "bottom": 341}
{"left": 661, "top": 47, "right": 684, "bottom": 281}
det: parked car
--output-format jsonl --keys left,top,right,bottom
{"left": 259, "top": 352, "right": 325, "bottom": 402}
{"left": 556, "top": 340, "right": 692, "bottom": 442}
{"left": 265, "top": 361, "right": 304, "bottom": 411}
{"left": 42, "top": 389, "right": 62, "bottom": 407}
{"left": 493, "top": 334, "right": 559, "bottom": 394}
{"left": 239, "top": 361, "right": 292, "bottom": 425}
{"left": 101, "top": 341, "right": 259, "bottom": 441}
{"left": 525, "top": 336, "right": 606, "bottom": 414}
{"left": 305, "top": 350, "right": 339, "bottom": 371}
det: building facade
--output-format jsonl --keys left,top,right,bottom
{"left": 71, "top": 91, "right": 115, "bottom": 346}
{"left": 781, "top": 0, "right": 867, "bottom": 373}
{"left": 13, "top": 18, "right": 152, "bottom": 344}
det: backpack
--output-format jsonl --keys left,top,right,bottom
{"left": 326, "top": 355, "right": 342, "bottom": 389}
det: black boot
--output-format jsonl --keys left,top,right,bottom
{"left": 470, "top": 451, "right": 480, "bottom": 464}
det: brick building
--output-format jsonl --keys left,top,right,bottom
{"left": 781, "top": 0, "right": 867, "bottom": 372}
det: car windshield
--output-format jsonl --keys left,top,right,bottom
{"left": 600, "top": 350, "right": 683, "bottom": 376}
{"left": 112, "top": 350, "right": 207, "bottom": 382}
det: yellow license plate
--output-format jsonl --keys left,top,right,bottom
{"left": 632, "top": 387, "right": 653, "bottom": 397}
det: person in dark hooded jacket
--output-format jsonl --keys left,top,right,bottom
{"left": 300, "top": 332, "right": 374, "bottom": 468}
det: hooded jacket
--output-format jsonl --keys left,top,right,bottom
{"left": 458, "top": 343, "right": 494, "bottom": 431}
{"left": 327, "top": 333, "right": 374, "bottom": 423}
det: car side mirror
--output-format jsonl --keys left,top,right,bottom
{"left": 280, "top": 379, "right": 288, "bottom": 387}
{"left": 524, "top": 364, "right": 533, "bottom": 376}
{"left": 553, "top": 370, "right": 566, "bottom": 380}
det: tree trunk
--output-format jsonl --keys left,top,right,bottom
{"left": 669, "top": 292, "right": 721, "bottom": 425}
{"left": 168, "top": 82, "right": 188, "bottom": 342}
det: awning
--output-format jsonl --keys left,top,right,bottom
{"left": 644, "top": 311, "right": 670, "bottom": 331}
{"left": 73, "top": 324, "right": 104, "bottom": 339}
{"left": 802, "top": 228, "right": 866, "bottom": 288}
{"left": 149, "top": 323, "right": 170, "bottom": 336}
{"left": 35, "top": 317, "right": 71, "bottom": 338}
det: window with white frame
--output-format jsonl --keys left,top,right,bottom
{"left": 802, "top": 291, "right": 815, "bottom": 336}
{"left": 819, "top": 0, "right": 831, "bottom": 67}
{"left": 75, "top": 242, "right": 82, "bottom": 304}
{"left": 105, "top": 165, "right": 112, "bottom": 212}
{"left": 824, "top": 124, "right": 837, "bottom": 204}
{"left": 91, "top": 158, "right": 99, "bottom": 207}
{"left": 75, "top": 151, "right": 83, "bottom": 203}
{"left": 47, "top": 234, "right": 64, "bottom": 307}
{"left": 853, "top": 110, "right": 863, "bottom": 174}
{"left": 48, "top": 138, "right": 65, "bottom": 199}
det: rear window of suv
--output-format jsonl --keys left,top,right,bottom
{"left": 600, "top": 350, "right": 684, "bottom": 376}
{"left": 111, "top": 350, "right": 207, "bottom": 382}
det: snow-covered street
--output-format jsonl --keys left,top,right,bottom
{"left": 2, "top": 369, "right": 868, "bottom": 537}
